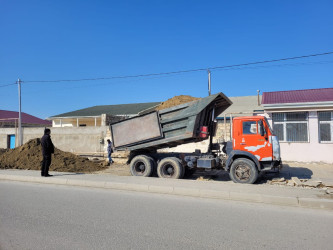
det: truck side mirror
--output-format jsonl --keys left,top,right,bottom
{"left": 258, "top": 120, "right": 265, "bottom": 137}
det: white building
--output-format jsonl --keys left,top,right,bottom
{"left": 262, "top": 88, "right": 333, "bottom": 163}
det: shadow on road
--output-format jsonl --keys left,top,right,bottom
{"left": 279, "top": 164, "right": 313, "bottom": 179}
{"left": 184, "top": 164, "right": 314, "bottom": 184}
{"left": 186, "top": 170, "right": 231, "bottom": 182}
{"left": 258, "top": 164, "right": 313, "bottom": 184}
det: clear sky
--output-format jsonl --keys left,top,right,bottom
{"left": 1, "top": 0, "right": 332, "bottom": 119}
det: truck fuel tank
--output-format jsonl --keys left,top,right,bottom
{"left": 197, "top": 158, "right": 216, "bottom": 168}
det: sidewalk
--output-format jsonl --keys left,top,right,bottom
{"left": 279, "top": 161, "right": 333, "bottom": 183}
{"left": 1, "top": 168, "right": 332, "bottom": 210}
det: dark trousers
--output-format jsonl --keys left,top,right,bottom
{"left": 41, "top": 155, "right": 52, "bottom": 176}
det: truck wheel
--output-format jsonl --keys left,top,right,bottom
{"left": 229, "top": 158, "right": 258, "bottom": 184}
{"left": 147, "top": 156, "right": 157, "bottom": 177}
{"left": 175, "top": 157, "right": 185, "bottom": 178}
{"left": 157, "top": 157, "right": 184, "bottom": 179}
{"left": 130, "top": 155, "right": 154, "bottom": 177}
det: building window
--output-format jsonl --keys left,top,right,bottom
{"left": 318, "top": 111, "right": 333, "bottom": 143}
{"left": 272, "top": 112, "right": 308, "bottom": 142}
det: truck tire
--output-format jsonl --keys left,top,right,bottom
{"left": 229, "top": 158, "right": 258, "bottom": 184}
{"left": 147, "top": 156, "right": 157, "bottom": 177}
{"left": 157, "top": 157, "right": 184, "bottom": 179}
{"left": 175, "top": 157, "right": 185, "bottom": 178}
{"left": 130, "top": 155, "right": 154, "bottom": 177}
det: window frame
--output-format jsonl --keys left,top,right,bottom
{"left": 272, "top": 112, "right": 309, "bottom": 143}
{"left": 318, "top": 111, "right": 333, "bottom": 143}
{"left": 242, "top": 121, "right": 258, "bottom": 135}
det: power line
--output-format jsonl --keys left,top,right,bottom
{"left": 214, "top": 60, "right": 333, "bottom": 72}
{"left": 22, "top": 51, "right": 333, "bottom": 84}
{"left": 0, "top": 83, "right": 16, "bottom": 88}
{"left": 208, "top": 51, "right": 333, "bottom": 70}
{"left": 22, "top": 60, "right": 333, "bottom": 93}
{"left": 0, "top": 51, "right": 332, "bottom": 87}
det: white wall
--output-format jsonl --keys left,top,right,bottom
{"left": 52, "top": 120, "right": 74, "bottom": 127}
{"left": 267, "top": 111, "right": 333, "bottom": 163}
{"left": 158, "top": 140, "right": 209, "bottom": 153}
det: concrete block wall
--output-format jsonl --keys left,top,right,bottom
{"left": 0, "top": 128, "right": 18, "bottom": 148}
{"left": 0, "top": 126, "right": 108, "bottom": 154}
{"left": 214, "top": 120, "right": 231, "bottom": 142}
{"left": 158, "top": 140, "right": 210, "bottom": 153}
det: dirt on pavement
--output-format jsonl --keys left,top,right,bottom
{"left": 0, "top": 138, "right": 107, "bottom": 173}
{"left": 94, "top": 163, "right": 131, "bottom": 176}
{"left": 155, "top": 95, "right": 200, "bottom": 110}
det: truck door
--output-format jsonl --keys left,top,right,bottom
{"left": 235, "top": 119, "right": 273, "bottom": 161}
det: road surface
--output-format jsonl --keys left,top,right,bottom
{"left": 0, "top": 181, "right": 332, "bottom": 250}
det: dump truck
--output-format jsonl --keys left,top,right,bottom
{"left": 110, "top": 92, "right": 281, "bottom": 184}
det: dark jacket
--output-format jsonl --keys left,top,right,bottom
{"left": 107, "top": 141, "right": 113, "bottom": 154}
{"left": 41, "top": 134, "right": 54, "bottom": 156}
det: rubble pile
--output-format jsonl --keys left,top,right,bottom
{"left": 155, "top": 95, "right": 200, "bottom": 110}
{"left": 268, "top": 176, "right": 333, "bottom": 193}
{"left": 0, "top": 138, "right": 107, "bottom": 172}
{"left": 196, "top": 176, "right": 213, "bottom": 181}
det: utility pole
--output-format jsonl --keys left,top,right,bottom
{"left": 17, "top": 78, "right": 23, "bottom": 146}
{"left": 208, "top": 69, "right": 211, "bottom": 96}
{"left": 257, "top": 90, "right": 260, "bottom": 106}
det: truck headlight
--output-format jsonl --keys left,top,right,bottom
{"left": 272, "top": 136, "right": 281, "bottom": 161}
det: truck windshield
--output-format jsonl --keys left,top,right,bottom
{"left": 264, "top": 117, "right": 273, "bottom": 134}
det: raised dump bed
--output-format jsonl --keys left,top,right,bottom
{"left": 110, "top": 93, "right": 232, "bottom": 151}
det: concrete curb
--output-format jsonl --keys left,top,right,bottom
{"left": 1, "top": 174, "right": 332, "bottom": 210}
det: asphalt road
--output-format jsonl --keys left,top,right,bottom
{"left": 0, "top": 181, "right": 332, "bottom": 250}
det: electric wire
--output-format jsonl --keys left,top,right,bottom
{"left": 0, "top": 51, "right": 332, "bottom": 87}
{"left": 21, "top": 51, "right": 333, "bottom": 84}
{"left": 0, "top": 83, "right": 16, "bottom": 88}
{"left": 213, "top": 60, "right": 333, "bottom": 72}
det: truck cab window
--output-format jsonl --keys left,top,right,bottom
{"left": 264, "top": 117, "right": 273, "bottom": 133}
{"left": 243, "top": 121, "right": 257, "bottom": 134}
{"left": 258, "top": 120, "right": 266, "bottom": 136}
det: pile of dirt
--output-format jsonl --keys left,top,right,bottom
{"left": 0, "top": 138, "right": 107, "bottom": 173}
{"left": 155, "top": 95, "right": 200, "bottom": 110}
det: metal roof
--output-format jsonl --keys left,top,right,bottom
{"left": 50, "top": 102, "right": 161, "bottom": 118}
{"left": 51, "top": 95, "right": 261, "bottom": 119}
{"left": 0, "top": 110, "right": 51, "bottom": 125}
{"left": 218, "top": 95, "right": 263, "bottom": 117}
{"left": 262, "top": 88, "right": 333, "bottom": 104}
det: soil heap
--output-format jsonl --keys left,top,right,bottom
{"left": 0, "top": 138, "right": 107, "bottom": 172}
{"left": 155, "top": 95, "right": 200, "bottom": 110}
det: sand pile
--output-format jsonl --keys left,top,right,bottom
{"left": 0, "top": 138, "right": 107, "bottom": 172}
{"left": 156, "top": 95, "right": 200, "bottom": 110}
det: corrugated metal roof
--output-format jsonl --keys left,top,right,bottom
{"left": 262, "top": 88, "right": 333, "bottom": 104}
{"left": 50, "top": 102, "right": 161, "bottom": 118}
{"left": 0, "top": 110, "right": 51, "bottom": 125}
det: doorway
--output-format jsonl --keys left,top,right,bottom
{"left": 7, "top": 135, "right": 16, "bottom": 149}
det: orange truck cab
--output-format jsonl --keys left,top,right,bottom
{"left": 224, "top": 116, "right": 282, "bottom": 183}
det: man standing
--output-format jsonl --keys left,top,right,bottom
{"left": 41, "top": 128, "right": 54, "bottom": 177}
{"left": 107, "top": 139, "right": 113, "bottom": 165}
